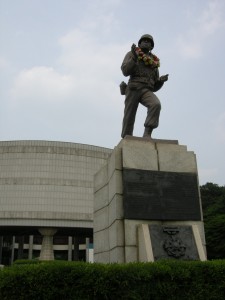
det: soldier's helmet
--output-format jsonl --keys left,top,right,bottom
{"left": 138, "top": 34, "right": 154, "bottom": 49}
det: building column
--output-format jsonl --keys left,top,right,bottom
{"left": 86, "top": 238, "right": 90, "bottom": 262}
{"left": 68, "top": 236, "right": 72, "bottom": 261}
{"left": 28, "top": 235, "right": 34, "bottom": 260}
{"left": 39, "top": 228, "right": 57, "bottom": 261}
{"left": 0, "top": 236, "right": 3, "bottom": 264}
{"left": 10, "top": 236, "right": 15, "bottom": 265}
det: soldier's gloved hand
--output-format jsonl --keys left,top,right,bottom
{"left": 160, "top": 74, "right": 169, "bottom": 82}
{"left": 131, "top": 43, "right": 138, "bottom": 61}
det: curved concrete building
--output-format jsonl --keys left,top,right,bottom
{"left": 0, "top": 140, "right": 112, "bottom": 264}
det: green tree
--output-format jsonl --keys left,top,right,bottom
{"left": 200, "top": 182, "right": 225, "bottom": 259}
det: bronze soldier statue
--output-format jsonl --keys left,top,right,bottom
{"left": 120, "top": 34, "right": 168, "bottom": 139}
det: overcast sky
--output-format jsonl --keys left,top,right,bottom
{"left": 0, "top": 0, "right": 225, "bottom": 186}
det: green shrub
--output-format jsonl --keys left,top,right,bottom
{"left": 13, "top": 259, "right": 41, "bottom": 265}
{"left": 13, "top": 259, "right": 68, "bottom": 265}
{"left": 0, "top": 260, "right": 225, "bottom": 300}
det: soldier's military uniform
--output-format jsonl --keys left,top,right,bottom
{"left": 121, "top": 34, "right": 165, "bottom": 138}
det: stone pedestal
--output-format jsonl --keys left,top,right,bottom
{"left": 39, "top": 228, "right": 57, "bottom": 261}
{"left": 94, "top": 137, "right": 207, "bottom": 263}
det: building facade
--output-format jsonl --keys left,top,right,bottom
{"left": 0, "top": 140, "right": 112, "bottom": 264}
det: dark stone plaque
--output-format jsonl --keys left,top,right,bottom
{"left": 123, "top": 169, "right": 201, "bottom": 220}
{"left": 148, "top": 225, "right": 199, "bottom": 260}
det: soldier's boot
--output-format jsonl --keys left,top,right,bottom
{"left": 143, "top": 127, "right": 153, "bottom": 139}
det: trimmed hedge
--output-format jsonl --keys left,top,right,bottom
{"left": 0, "top": 260, "right": 225, "bottom": 300}
{"left": 13, "top": 259, "right": 42, "bottom": 265}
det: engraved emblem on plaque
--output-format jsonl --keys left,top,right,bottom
{"left": 163, "top": 227, "right": 186, "bottom": 258}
